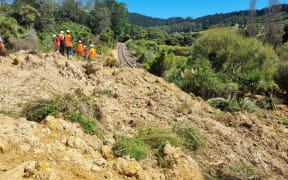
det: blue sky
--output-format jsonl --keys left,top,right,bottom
{"left": 116, "top": 0, "right": 288, "bottom": 19}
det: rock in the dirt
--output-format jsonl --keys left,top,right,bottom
{"left": 241, "top": 120, "right": 253, "bottom": 129}
{"left": 163, "top": 143, "right": 204, "bottom": 180}
{"left": 66, "top": 136, "right": 87, "bottom": 149}
{"left": 45, "top": 116, "right": 59, "bottom": 131}
{"left": 0, "top": 140, "right": 9, "bottom": 153}
{"left": 101, "top": 145, "right": 114, "bottom": 160}
{"left": 114, "top": 158, "right": 142, "bottom": 177}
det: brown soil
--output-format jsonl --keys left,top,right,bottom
{"left": 0, "top": 51, "right": 287, "bottom": 179}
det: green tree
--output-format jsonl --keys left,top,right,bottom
{"left": 35, "top": 0, "right": 57, "bottom": 32}
{"left": 18, "top": 4, "right": 40, "bottom": 28}
{"left": 0, "top": 16, "right": 22, "bottom": 40}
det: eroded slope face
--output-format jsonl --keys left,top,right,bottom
{"left": 0, "top": 51, "right": 287, "bottom": 179}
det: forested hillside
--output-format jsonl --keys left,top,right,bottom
{"left": 128, "top": 3, "right": 288, "bottom": 33}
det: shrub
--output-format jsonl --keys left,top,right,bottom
{"left": 208, "top": 97, "right": 257, "bottom": 113}
{"left": 113, "top": 138, "right": 149, "bottom": 160}
{"left": 208, "top": 98, "right": 241, "bottom": 112}
{"left": 238, "top": 98, "right": 257, "bottom": 113}
{"left": 274, "top": 63, "right": 288, "bottom": 94}
{"left": 22, "top": 91, "right": 103, "bottom": 136}
{"left": 22, "top": 98, "right": 61, "bottom": 122}
{"left": 192, "top": 28, "right": 277, "bottom": 94}
{"left": 137, "top": 128, "right": 183, "bottom": 150}
{"left": 65, "top": 112, "right": 102, "bottom": 137}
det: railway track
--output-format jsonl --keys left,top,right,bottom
{"left": 117, "top": 43, "right": 137, "bottom": 68}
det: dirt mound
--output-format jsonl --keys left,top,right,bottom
{"left": 0, "top": 51, "right": 287, "bottom": 179}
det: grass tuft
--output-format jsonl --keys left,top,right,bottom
{"left": 65, "top": 112, "right": 103, "bottom": 137}
{"left": 113, "top": 138, "right": 149, "bottom": 160}
{"left": 173, "top": 123, "right": 204, "bottom": 151}
{"left": 282, "top": 119, "right": 288, "bottom": 126}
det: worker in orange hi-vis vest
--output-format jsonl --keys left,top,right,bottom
{"left": 64, "top": 30, "right": 73, "bottom": 59}
{"left": 76, "top": 40, "right": 85, "bottom": 58}
{"left": 0, "top": 37, "right": 5, "bottom": 56}
{"left": 52, "top": 34, "right": 60, "bottom": 52}
{"left": 82, "top": 45, "right": 88, "bottom": 59}
{"left": 86, "top": 44, "right": 96, "bottom": 61}
{"left": 58, "top": 30, "right": 65, "bottom": 56}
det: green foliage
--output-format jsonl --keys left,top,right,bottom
{"left": 240, "top": 70, "right": 264, "bottom": 95}
{"left": 113, "top": 138, "right": 149, "bottom": 160}
{"left": 274, "top": 63, "right": 288, "bottom": 93}
{"left": 58, "top": 21, "right": 92, "bottom": 44}
{"left": 208, "top": 98, "right": 241, "bottom": 113}
{"left": 129, "top": 25, "right": 147, "bottom": 40}
{"left": 22, "top": 98, "right": 61, "bottom": 122}
{"left": 38, "top": 31, "right": 53, "bottom": 52}
{"left": 35, "top": 1, "right": 57, "bottom": 32}
{"left": 137, "top": 128, "right": 182, "bottom": 166}
{"left": 282, "top": 119, "right": 288, "bottom": 126}
{"left": 208, "top": 97, "right": 257, "bottom": 113}
{"left": 239, "top": 98, "right": 258, "bottom": 113}
{"left": 22, "top": 91, "right": 103, "bottom": 136}
{"left": 173, "top": 124, "right": 204, "bottom": 151}
{"left": 99, "top": 30, "right": 114, "bottom": 47}
{"left": 65, "top": 112, "right": 102, "bottom": 136}
{"left": 192, "top": 28, "right": 277, "bottom": 93}
{"left": 138, "top": 128, "right": 183, "bottom": 150}
{"left": 18, "top": 4, "right": 40, "bottom": 28}
{"left": 166, "top": 57, "right": 227, "bottom": 98}
{"left": 113, "top": 126, "right": 204, "bottom": 163}
{"left": 0, "top": 16, "right": 23, "bottom": 39}
{"left": 145, "top": 28, "right": 167, "bottom": 43}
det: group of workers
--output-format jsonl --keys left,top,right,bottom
{"left": 52, "top": 30, "right": 96, "bottom": 60}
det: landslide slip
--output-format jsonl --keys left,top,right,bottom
{"left": 0, "top": 51, "right": 287, "bottom": 179}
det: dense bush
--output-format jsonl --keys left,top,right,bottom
{"left": 274, "top": 62, "right": 288, "bottom": 103}
{"left": 165, "top": 28, "right": 278, "bottom": 99}
{"left": 192, "top": 28, "right": 277, "bottom": 93}
{"left": 274, "top": 63, "right": 288, "bottom": 93}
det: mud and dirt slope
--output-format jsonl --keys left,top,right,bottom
{"left": 0, "top": 51, "right": 287, "bottom": 180}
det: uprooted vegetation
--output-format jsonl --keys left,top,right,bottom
{"left": 22, "top": 90, "right": 102, "bottom": 136}
{"left": 113, "top": 126, "right": 204, "bottom": 166}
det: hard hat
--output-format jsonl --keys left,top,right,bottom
{"left": 83, "top": 45, "right": 87, "bottom": 48}
{"left": 89, "top": 44, "right": 94, "bottom": 47}
{"left": 60, "top": 31, "right": 64, "bottom": 34}
{"left": 78, "top": 40, "right": 82, "bottom": 43}
{"left": 52, "top": 34, "right": 57, "bottom": 38}
{"left": 66, "top": 30, "right": 70, "bottom": 33}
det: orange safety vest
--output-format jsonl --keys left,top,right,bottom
{"left": 76, "top": 43, "right": 84, "bottom": 54}
{"left": 81, "top": 49, "right": 87, "bottom": 57}
{"left": 64, "top": 34, "right": 72, "bottom": 47}
{"left": 54, "top": 37, "right": 60, "bottom": 47}
{"left": 88, "top": 48, "right": 96, "bottom": 59}
{"left": 0, "top": 42, "right": 4, "bottom": 50}
{"left": 58, "top": 33, "right": 64, "bottom": 40}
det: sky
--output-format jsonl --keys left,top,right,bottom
{"left": 116, "top": 0, "right": 288, "bottom": 19}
